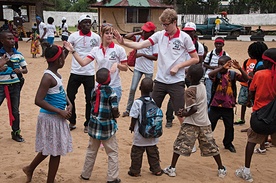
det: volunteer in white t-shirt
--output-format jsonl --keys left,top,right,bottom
{"left": 36, "top": 16, "right": 47, "bottom": 57}
{"left": 114, "top": 8, "right": 199, "bottom": 124}
{"left": 65, "top": 15, "right": 101, "bottom": 133}
{"left": 46, "top": 17, "right": 56, "bottom": 45}
{"left": 60, "top": 17, "right": 69, "bottom": 41}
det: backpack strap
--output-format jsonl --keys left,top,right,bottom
{"left": 139, "top": 96, "right": 151, "bottom": 125}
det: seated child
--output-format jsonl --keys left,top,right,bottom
{"left": 80, "top": 68, "right": 121, "bottom": 183}
{"left": 163, "top": 64, "right": 227, "bottom": 178}
{"left": 208, "top": 56, "right": 249, "bottom": 153}
{"left": 128, "top": 77, "right": 163, "bottom": 177}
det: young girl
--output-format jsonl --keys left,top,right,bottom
{"left": 47, "top": 17, "right": 56, "bottom": 45}
{"left": 22, "top": 43, "right": 73, "bottom": 183}
{"left": 26, "top": 33, "right": 40, "bottom": 58}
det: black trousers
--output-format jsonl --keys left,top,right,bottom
{"left": 129, "top": 145, "right": 162, "bottom": 175}
{"left": 208, "top": 106, "right": 234, "bottom": 148}
{"left": 67, "top": 73, "right": 94, "bottom": 126}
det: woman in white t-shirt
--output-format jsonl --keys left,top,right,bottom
{"left": 64, "top": 24, "right": 128, "bottom": 103}
{"left": 46, "top": 17, "right": 56, "bottom": 45}
{"left": 60, "top": 17, "right": 69, "bottom": 41}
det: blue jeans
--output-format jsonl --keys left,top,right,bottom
{"left": 205, "top": 78, "right": 213, "bottom": 105}
{"left": 126, "top": 69, "right": 153, "bottom": 112}
{"left": 47, "top": 37, "right": 54, "bottom": 45}
{"left": 0, "top": 83, "right": 21, "bottom": 132}
{"left": 113, "top": 86, "right": 122, "bottom": 104}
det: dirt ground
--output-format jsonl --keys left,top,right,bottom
{"left": 0, "top": 39, "right": 276, "bottom": 183}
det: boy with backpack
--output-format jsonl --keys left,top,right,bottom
{"left": 128, "top": 77, "right": 163, "bottom": 177}
{"left": 203, "top": 37, "right": 229, "bottom": 104}
{"left": 163, "top": 64, "right": 227, "bottom": 178}
{"left": 208, "top": 56, "right": 248, "bottom": 153}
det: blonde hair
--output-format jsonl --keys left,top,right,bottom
{"left": 100, "top": 24, "right": 112, "bottom": 37}
{"left": 159, "top": 8, "right": 177, "bottom": 23}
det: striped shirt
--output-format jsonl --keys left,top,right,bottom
{"left": 0, "top": 48, "right": 27, "bottom": 84}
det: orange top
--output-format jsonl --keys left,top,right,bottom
{"left": 240, "top": 58, "right": 257, "bottom": 86}
{"left": 249, "top": 69, "right": 276, "bottom": 111}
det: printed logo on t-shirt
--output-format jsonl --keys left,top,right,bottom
{"left": 172, "top": 40, "right": 181, "bottom": 50}
{"left": 247, "top": 63, "right": 255, "bottom": 72}
{"left": 90, "top": 39, "right": 98, "bottom": 47}
{"left": 109, "top": 51, "right": 116, "bottom": 60}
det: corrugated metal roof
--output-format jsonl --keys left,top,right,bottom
{"left": 90, "top": 0, "right": 173, "bottom": 8}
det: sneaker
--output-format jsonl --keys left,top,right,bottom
{"left": 11, "top": 130, "right": 24, "bottom": 142}
{"left": 165, "top": 120, "right": 173, "bottom": 128}
{"left": 235, "top": 167, "right": 253, "bottom": 182}
{"left": 234, "top": 119, "right": 245, "bottom": 125}
{"left": 122, "top": 111, "right": 129, "bottom": 117}
{"left": 163, "top": 166, "right": 176, "bottom": 177}
{"left": 107, "top": 178, "right": 121, "bottom": 183}
{"left": 218, "top": 166, "right": 227, "bottom": 178}
{"left": 84, "top": 126, "right": 88, "bottom": 133}
{"left": 191, "top": 145, "right": 197, "bottom": 153}
{"left": 69, "top": 123, "right": 76, "bottom": 131}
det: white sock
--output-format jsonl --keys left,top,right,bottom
{"left": 244, "top": 167, "right": 250, "bottom": 174}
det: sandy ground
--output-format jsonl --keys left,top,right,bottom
{"left": 1, "top": 40, "right": 276, "bottom": 183}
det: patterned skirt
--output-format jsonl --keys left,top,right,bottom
{"left": 35, "top": 113, "right": 73, "bottom": 156}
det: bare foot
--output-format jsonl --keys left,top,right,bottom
{"left": 22, "top": 166, "right": 33, "bottom": 183}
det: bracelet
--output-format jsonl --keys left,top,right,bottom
{"left": 71, "top": 50, "right": 76, "bottom": 54}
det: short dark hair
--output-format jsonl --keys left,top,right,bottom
{"left": 140, "top": 78, "right": 153, "bottom": 94}
{"left": 0, "top": 30, "right": 13, "bottom": 40}
{"left": 187, "top": 64, "right": 204, "bottom": 83}
{"left": 47, "top": 17, "right": 54, "bottom": 24}
{"left": 248, "top": 41, "right": 268, "bottom": 61}
{"left": 96, "top": 68, "right": 110, "bottom": 84}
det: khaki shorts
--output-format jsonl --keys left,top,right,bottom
{"left": 247, "top": 128, "right": 276, "bottom": 145}
{"left": 173, "top": 123, "right": 220, "bottom": 157}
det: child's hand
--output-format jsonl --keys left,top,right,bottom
{"left": 129, "top": 125, "right": 134, "bottom": 133}
{"left": 223, "top": 60, "right": 232, "bottom": 69}
{"left": 231, "top": 59, "right": 241, "bottom": 70}
{"left": 177, "top": 108, "right": 184, "bottom": 117}
{"left": 13, "top": 68, "right": 22, "bottom": 74}
{"left": 66, "top": 103, "right": 73, "bottom": 113}
{"left": 59, "top": 109, "right": 72, "bottom": 119}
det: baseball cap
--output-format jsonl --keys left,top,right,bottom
{"left": 62, "top": 17, "right": 66, "bottom": 21}
{"left": 183, "top": 22, "right": 196, "bottom": 31}
{"left": 78, "top": 15, "right": 92, "bottom": 23}
{"left": 141, "top": 22, "right": 156, "bottom": 32}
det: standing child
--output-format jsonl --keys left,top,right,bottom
{"left": 208, "top": 56, "right": 249, "bottom": 153}
{"left": 128, "top": 77, "right": 163, "bottom": 177}
{"left": 59, "top": 17, "right": 69, "bottom": 41}
{"left": 80, "top": 68, "right": 121, "bottom": 183}
{"left": 46, "top": 17, "right": 56, "bottom": 45}
{"left": 163, "top": 64, "right": 227, "bottom": 178}
{"left": 26, "top": 34, "right": 40, "bottom": 58}
{"left": 0, "top": 30, "right": 28, "bottom": 142}
{"left": 22, "top": 43, "right": 73, "bottom": 183}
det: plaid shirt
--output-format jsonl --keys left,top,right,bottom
{"left": 88, "top": 85, "right": 118, "bottom": 140}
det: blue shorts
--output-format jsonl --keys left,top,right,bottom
{"left": 238, "top": 85, "right": 248, "bottom": 105}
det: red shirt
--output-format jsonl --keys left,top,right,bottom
{"left": 249, "top": 69, "right": 276, "bottom": 111}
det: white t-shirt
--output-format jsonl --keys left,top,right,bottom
{"left": 134, "top": 35, "right": 158, "bottom": 74}
{"left": 68, "top": 31, "right": 101, "bottom": 76}
{"left": 129, "top": 97, "right": 159, "bottom": 146}
{"left": 38, "top": 22, "right": 47, "bottom": 39}
{"left": 60, "top": 23, "right": 69, "bottom": 37}
{"left": 46, "top": 24, "right": 56, "bottom": 37}
{"left": 148, "top": 29, "right": 196, "bottom": 84}
{"left": 184, "top": 83, "right": 210, "bottom": 126}
{"left": 204, "top": 49, "right": 229, "bottom": 78}
{"left": 87, "top": 42, "right": 127, "bottom": 88}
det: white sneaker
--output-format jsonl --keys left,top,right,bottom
{"left": 235, "top": 167, "right": 253, "bottom": 182}
{"left": 192, "top": 145, "right": 197, "bottom": 153}
{"left": 163, "top": 166, "right": 176, "bottom": 177}
{"left": 218, "top": 166, "right": 227, "bottom": 178}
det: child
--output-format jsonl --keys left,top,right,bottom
{"left": 128, "top": 77, "right": 163, "bottom": 177}
{"left": 46, "top": 17, "right": 56, "bottom": 45}
{"left": 59, "top": 17, "right": 69, "bottom": 41}
{"left": 80, "top": 68, "right": 121, "bottom": 183}
{"left": 163, "top": 64, "right": 227, "bottom": 178}
{"left": 0, "top": 30, "right": 28, "bottom": 142}
{"left": 235, "top": 48, "right": 276, "bottom": 182}
{"left": 234, "top": 42, "right": 268, "bottom": 125}
{"left": 203, "top": 37, "right": 229, "bottom": 105}
{"left": 22, "top": 43, "right": 73, "bottom": 183}
{"left": 26, "top": 33, "right": 40, "bottom": 58}
{"left": 208, "top": 56, "right": 249, "bottom": 153}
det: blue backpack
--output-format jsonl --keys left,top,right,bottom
{"left": 138, "top": 97, "right": 163, "bottom": 138}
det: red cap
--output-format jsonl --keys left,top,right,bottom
{"left": 141, "top": 22, "right": 156, "bottom": 32}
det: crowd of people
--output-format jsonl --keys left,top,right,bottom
{"left": 0, "top": 8, "right": 276, "bottom": 183}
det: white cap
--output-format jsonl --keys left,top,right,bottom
{"left": 183, "top": 22, "right": 196, "bottom": 31}
{"left": 62, "top": 17, "right": 66, "bottom": 21}
{"left": 78, "top": 15, "right": 92, "bottom": 23}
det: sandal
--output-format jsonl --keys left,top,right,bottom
{"left": 254, "top": 148, "right": 266, "bottom": 154}
{"left": 153, "top": 170, "right": 164, "bottom": 176}
{"left": 128, "top": 171, "right": 141, "bottom": 177}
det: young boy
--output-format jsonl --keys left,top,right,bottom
{"left": 80, "top": 68, "right": 121, "bottom": 183}
{"left": 163, "top": 64, "right": 227, "bottom": 178}
{"left": 235, "top": 48, "right": 276, "bottom": 182}
{"left": 128, "top": 78, "right": 163, "bottom": 177}
{"left": 208, "top": 56, "right": 248, "bottom": 153}
{"left": 0, "top": 30, "right": 28, "bottom": 142}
